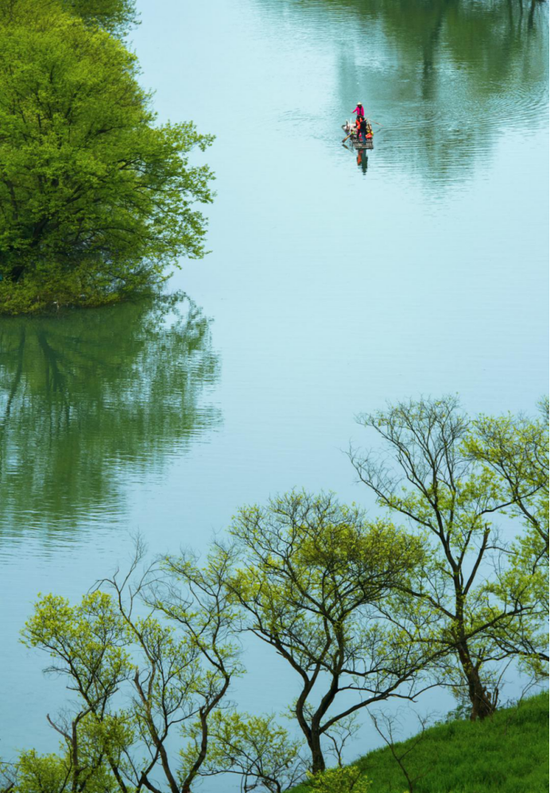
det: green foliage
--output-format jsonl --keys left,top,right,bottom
{"left": 0, "top": 0, "right": 213, "bottom": 313}
{"left": 19, "top": 591, "right": 135, "bottom": 792}
{"left": 467, "top": 398, "right": 548, "bottom": 551}
{"left": 61, "top": 0, "right": 138, "bottom": 37}
{"left": 224, "top": 490, "right": 428, "bottom": 773}
{"left": 15, "top": 716, "right": 131, "bottom": 793}
{"left": 292, "top": 693, "right": 549, "bottom": 793}
{"left": 307, "top": 766, "right": 371, "bottom": 793}
{"left": 352, "top": 396, "right": 549, "bottom": 719}
{"left": 17, "top": 547, "right": 241, "bottom": 793}
{"left": 22, "top": 590, "right": 132, "bottom": 705}
{"left": 465, "top": 400, "right": 549, "bottom": 677}
{"left": 16, "top": 751, "right": 73, "bottom": 793}
{"left": 182, "top": 710, "right": 305, "bottom": 792}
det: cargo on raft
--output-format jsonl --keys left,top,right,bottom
{"left": 342, "top": 119, "right": 374, "bottom": 149}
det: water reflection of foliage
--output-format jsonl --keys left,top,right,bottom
{"left": 337, "top": 1, "right": 546, "bottom": 134}
{"left": 267, "top": 0, "right": 548, "bottom": 182}
{"left": 327, "top": 0, "right": 548, "bottom": 64}
{"left": 0, "top": 294, "right": 221, "bottom": 533}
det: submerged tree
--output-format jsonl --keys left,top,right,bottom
{"left": 219, "top": 491, "right": 429, "bottom": 775}
{"left": 351, "top": 396, "right": 547, "bottom": 720}
{"left": 0, "top": 0, "right": 213, "bottom": 313}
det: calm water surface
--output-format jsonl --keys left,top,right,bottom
{"left": 0, "top": 0, "right": 548, "bottom": 781}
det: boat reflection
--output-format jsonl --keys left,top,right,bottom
{"left": 342, "top": 142, "right": 369, "bottom": 175}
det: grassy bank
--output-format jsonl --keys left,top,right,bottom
{"left": 293, "top": 692, "right": 549, "bottom": 793}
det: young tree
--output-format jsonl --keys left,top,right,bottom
{"left": 351, "top": 396, "right": 544, "bottom": 720}
{"left": 21, "top": 590, "right": 136, "bottom": 793}
{"left": 15, "top": 717, "right": 134, "bottom": 793}
{"left": 0, "top": 0, "right": 214, "bottom": 313}
{"left": 20, "top": 546, "right": 241, "bottom": 793}
{"left": 220, "top": 491, "right": 428, "bottom": 775}
{"left": 307, "top": 766, "right": 371, "bottom": 793}
{"left": 369, "top": 710, "right": 433, "bottom": 793}
{"left": 465, "top": 400, "right": 549, "bottom": 675}
{"left": 181, "top": 711, "right": 306, "bottom": 793}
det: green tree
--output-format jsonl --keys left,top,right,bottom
{"left": 220, "top": 491, "right": 428, "bottom": 776}
{"left": 19, "top": 545, "right": 241, "bottom": 793}
{"left": 181, "top": 710, "right": 306, "bottom": 792}
{"left": 351, "top": 396, "right": 545, "bottom": 721}
{"left": 307, "top": 766, "right": 371, "bottom": 793}
{"left": 0, "top": 0, "right": 213, "bottom": 313}
{"left": 61, "top": 0, "right": 138, "bottom": 37}
{"left": 465, "top": 400, "right": 549, "bottom": 676}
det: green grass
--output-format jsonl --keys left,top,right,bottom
{"left": 292, "top": 692, "right": 549, "bottom": 793}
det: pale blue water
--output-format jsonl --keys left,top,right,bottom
{"left": 0, "top": 0, "right": 547, "bottom": 785}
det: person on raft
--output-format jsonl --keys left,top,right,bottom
{"left": 358, "top": 116, "right": 368, "bottom": 142}
{"left": 352, "top": 102, "right": 365, "bottom": 118}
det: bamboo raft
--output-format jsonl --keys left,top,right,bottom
{"left": 342, "top": 119, "right": 374, "bottom": 150}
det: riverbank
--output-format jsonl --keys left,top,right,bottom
{"left": 292, "top": 692, "right": 549, "bottom": 793}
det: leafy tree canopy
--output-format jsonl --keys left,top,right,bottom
{"left": 16, "top": 546, "right": 241, "bottom": 793}
{"left": 222, "top": 491, "right": 429, "bottom": 775}
{"left": 0, "top": 0, "right": 213, "bottom": 314}
{"left": 465, "top": 399, "right": 549, "bottom": 677}
{"left": 61, "top": 0, "right": 138, "bottom": 37}
{"left": 352, "top": 396, "right": 549, "bottom": 720}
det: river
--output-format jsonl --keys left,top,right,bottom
{"left": 0, "top": 0, "right": 548, "bottom": 785}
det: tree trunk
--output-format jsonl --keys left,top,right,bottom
{"left": 457, "top": 643, "right": 496, "bottom": 721}
{"left": 467, "top": 675, "right": 496, "bottom": 721}
{"left": 308, "top": 730, "right": 326, "bottom": 775}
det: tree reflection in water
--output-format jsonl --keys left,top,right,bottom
{"left": 0, "top": 294, "right": 221, "bottom": 535}
{"left": 260, "top": 0, "right": 548, "bottom": 183}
